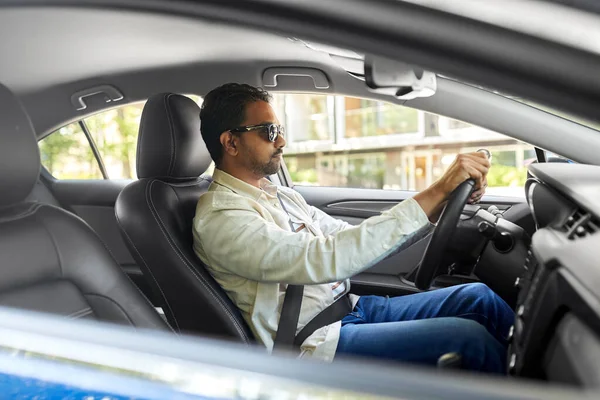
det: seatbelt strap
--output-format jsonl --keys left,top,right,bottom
{"left": 273, "top": 192, "right": 305, "bottom": 351}
{"left": 293, "top": 293, "right": 352, "bottom": 347}
{"left": 272, "top": 192, "right": 353, "bottom": 351}
{"left": 273, "top": 284, "right": 304, "bottom": 350}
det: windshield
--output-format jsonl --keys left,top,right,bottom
{"left": 512, "top": 99, "right": 600, "bottom": 133}
{"left": 441, "top": 76, "right": 600, "bottom": 133}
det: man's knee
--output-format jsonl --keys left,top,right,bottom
{"left": 462, "top": 282, "right": 497, "bottom": 304}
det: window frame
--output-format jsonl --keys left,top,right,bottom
{"left": 38, "top": 121, "right": 106, "bottom": 181}
{"left": 78, "top": 120, "right": 108, "bottom": 179}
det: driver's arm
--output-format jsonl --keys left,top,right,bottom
{"left": 194, "top": 196, "right": 431, "bottom": 285}
{"left": 307, "top": 151, "right": 490, "bottom": 228}
{"left": 309, "top": 205, "right": 353, "bottom": 235}
{"left": 194, "top": 152, "right": 489, "bottom": 285}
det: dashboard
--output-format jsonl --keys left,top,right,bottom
{"left": 509, "top": 163, "right": 600, "bottom": 387}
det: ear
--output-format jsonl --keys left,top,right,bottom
{"left": 220, "top": 131, "right": 239, "bottom": 157}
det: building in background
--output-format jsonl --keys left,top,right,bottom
{"left": 273, "top": 94, "right": 533, "bottom": 197}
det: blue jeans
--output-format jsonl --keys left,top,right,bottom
{"left": 336, "top": 283, "right": 514, "bottom": 374}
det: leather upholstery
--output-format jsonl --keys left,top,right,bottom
{"left": 137, "top": 93, "right": 212, "bottom": 181}
{"left": 0, "top": 85, "right": 40, "bottom": 208}
{"left": 116, "top": 93, "right": 253, "bottom": 343}
{"left": 0, "top": 84, "right": 169, "bottom": 331}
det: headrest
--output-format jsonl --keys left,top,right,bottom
{"left": 0, "top": 84, "right": 40, "bottom": 208}
{"left": 136, "top": 93, "right": 211, "bottom": 181}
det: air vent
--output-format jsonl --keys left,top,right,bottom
{"left": 564, "top": 210, "right": 599, "bottom": 240}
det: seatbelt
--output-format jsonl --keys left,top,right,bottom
{"left": 273, "top": 284, "right": 304, "bottom": 350}
{"left": 273, "top": 193, "right": 305, "bottom": 351}
{"left": 293, "top": 293, "right": 352, "bottom": 347}
{"left": 274, "top": 286, "right": 353, "bottom": 352}
{"left": 272, "top": 192, "right": 353, "bottom": 351}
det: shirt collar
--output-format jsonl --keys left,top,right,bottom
{"left": 212, "top": 168, "right": 278, "bottom": 201}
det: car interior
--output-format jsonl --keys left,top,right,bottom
{"left": 0, "top": 83, "right": 170, "bottom": 333}
{"left": 1, "top": 3, "right": 600, "bottom": 392}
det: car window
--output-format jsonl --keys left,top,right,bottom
{"left": 84, "top": 102, "right": 145, "bottom": 179}
{"left": 39, "top": 95, "right": 211, "bottom": 180}
{"left": 275, "top": 94, "right": 534, "bottom": 197}
{"left": 39, "top": 122, "right": 104, "bottom": 180}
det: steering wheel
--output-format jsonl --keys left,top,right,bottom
{"left": 414, "top": 179, "right": 476, "bottom": 290}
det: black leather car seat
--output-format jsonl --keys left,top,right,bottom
{"left": 115, "top": 93, "right": 253, "bottom": 343}
{"left": 0, "top": 84, "right": 169, "bottom": 331}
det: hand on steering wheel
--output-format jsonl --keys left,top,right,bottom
{"left": 414, "top": 150, "right": 491, "bottom": 290}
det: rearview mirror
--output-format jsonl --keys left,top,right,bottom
{"left": 364, "top": 55, "right": 436, "bottom": 99}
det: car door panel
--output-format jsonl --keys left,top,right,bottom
{"left": 301, "top": 186, "right": 520, "bottom": 216}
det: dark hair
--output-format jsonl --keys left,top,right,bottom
{"left": 200, "top": 83, "right": 272, "bottom": 165}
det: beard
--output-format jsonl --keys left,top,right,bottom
{"left": 249, "top": 151, "right": 282, "bottom": 177}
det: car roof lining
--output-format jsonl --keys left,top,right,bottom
{"left": 0, "top": 7, "right": 332, "bottom": 93}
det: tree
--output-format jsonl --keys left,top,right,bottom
{"left": 84, "top": 104, "right": 142, "bottom": 179}
{"left": 38, "top": 125, "right": 80, "bottom": 177}
{"left": 113, "top": 107, "right": 139, "bottom": 179}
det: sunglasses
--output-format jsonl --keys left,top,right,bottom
{"left": 229, "top": 123, "right": 285, "bottom": 142}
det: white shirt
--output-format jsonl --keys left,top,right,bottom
{"left": 193, "top": 169, "right": 431, "bottom": 361}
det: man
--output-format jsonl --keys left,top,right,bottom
{"left": 193, "top": 83, "right": 514, "bottom": 373}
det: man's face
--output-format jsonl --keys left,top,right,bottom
{"left": 234, "top": 100, "right": 286, "bottom": 177}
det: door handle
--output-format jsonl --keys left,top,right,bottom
{"left": 71, "top": 85, "right": 124, "bottom": 111}
{"left": 262, "top": 67, "right": 330, "bottom": 89}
